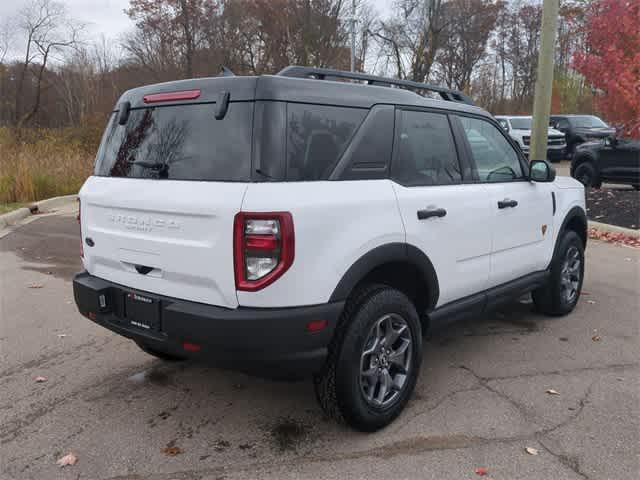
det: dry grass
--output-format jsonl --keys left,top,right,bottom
{"left": 0, "top": 126, "right": 102, "bottom": 204}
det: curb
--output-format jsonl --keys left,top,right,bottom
{"left": 0, "top": 194, "right": 77, "bottom": 230}
{"left": 588, "top": 220, "right": 640, "bottom": 238}
{"left": 0, "top": 207, "right": 32, "bottom": 229}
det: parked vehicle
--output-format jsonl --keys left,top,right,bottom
{"left": 73, "top": 67, "right": 587, "bottom": 432}
{"left": 549, "top": 115, "right": 616, "bottom": 157}
{"left": 571, "top": 137, "right": 640, "bottom": 189}
{"left": 495, "top": 115, "right": 566, "bottom": 161}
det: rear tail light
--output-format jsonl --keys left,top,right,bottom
{"left": 78, "top": 199, "right": 83, "bottom": 259}
{"left": 233, "top": 212, "right": 294, "bottom": 291}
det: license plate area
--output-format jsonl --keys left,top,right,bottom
{"left": 125, "top": 291, "right": 161, "bottom": 332}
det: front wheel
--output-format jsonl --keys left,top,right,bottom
{"left": 573, "top": 161, "right": 601, "bottom": 188}
{"left": 314, "top": 285, "right": 422, "bottom": 432}
{"left": 533, "top": 231, "right": 585, "bottom": 316}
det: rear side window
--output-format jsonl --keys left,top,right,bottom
{"left": 94, "top": 103, "right": 253, "bottom": 181}
{"left": 392, "top": 110, "right": 462, "bottom": 186}
{"left": 286, "top": 103, "right": 366, "bottom": 181}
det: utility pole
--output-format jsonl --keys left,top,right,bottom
{"left": 350, "top": 0, "right": 356, "bottom": 71}
{"left": 530, "top": 0, "right": 560, "bottom": 161}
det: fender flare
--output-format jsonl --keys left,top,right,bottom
{"left": 328, "top": 242, "right": 439, "bottom": 310}
{"left": 551, "top": 206, "right": 587, "bottom": 265}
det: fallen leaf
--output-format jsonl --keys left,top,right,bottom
{"left": 475, "top": 467, "right": 489, "bottom": 476}
{"left": 34, "top": 376, "right": 47, "bottom": 383}
{"left": 57, "top": 334, "right": 68, "bottom": 338}
{"left": 586, "top": 300, "right": 596, "bottom": 304}
{"left": 546, "top": 389, "right": 560, "bottom": 395}
{"left": 56, "top": 452, "right": 78, "bottom": 467}
{"left": 525, "top": 447, "right": 539, "bottom": 455}
{"left": 592, "top": 335, "right": 601, "bottom": 342}
{"left": 28, "top": 283, "right": 44, "bottom": 289}
{"left": 161, "top": 446, "right": 183, "bottom": 456}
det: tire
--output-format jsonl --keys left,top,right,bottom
{"left": 573, "top": 161, "right": 601, "bottom": 188}
{"left": 135, "top": 341, "right": 186, "bottom": 361}
{"left": 533, "top": 231, "right": 585, "bottom": 316}
{"left": 314, "top": 284, "right": 422, "bottom": 432}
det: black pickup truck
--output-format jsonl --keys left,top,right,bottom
{"left": 549, "top": 115, "right": 616, "bottom": 157}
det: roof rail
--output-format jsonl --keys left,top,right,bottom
{"left": 277, "top": 66, "right": 475, "bottom": 106}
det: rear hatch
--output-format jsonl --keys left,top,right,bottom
{"left": 79, "top": 78, "right": 256, "bottom": 308}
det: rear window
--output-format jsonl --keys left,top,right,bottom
{"left": 94, "top": 102, "right": 253, "bottom": 181}
{"left": 286, "top": 104, "right": 366, "bottom": 181}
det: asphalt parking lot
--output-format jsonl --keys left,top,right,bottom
{"left": 0, "top": 207, "right": 638, "bottom": 480}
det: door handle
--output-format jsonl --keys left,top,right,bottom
{"left": 498, "top": 199, "right": 518, "bottom": 209}
{"left": 417, "top": 208, "right": 447, "bottom": 220}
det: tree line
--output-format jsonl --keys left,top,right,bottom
{"left": 0, "top": 0, "right": 624, "bottom": 131}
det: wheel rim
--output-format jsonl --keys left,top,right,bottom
{"left": 359, "top": 313, "right": 413, "bottom": 408}
{"left": 560, "top": 246, "right": 581, "bottom": 304}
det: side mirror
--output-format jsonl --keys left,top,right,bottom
{"left": 529, "top": 159, "right": 556, "bottom": 183}
{"left": 607, "top": 136, "right": 618, "bottom": 147}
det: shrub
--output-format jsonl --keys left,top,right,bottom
{"left": 0, "top": 126, "right": 97, "bottom": 203}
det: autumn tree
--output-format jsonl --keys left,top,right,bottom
{"left": 573, "top": 0, "right": 640, "bottom": 137}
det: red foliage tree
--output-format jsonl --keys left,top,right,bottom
{"left": 573, "top": 0, "right": 640, "bottom": 138}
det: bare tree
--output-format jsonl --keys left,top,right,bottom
{"left": 369, "top": 0, "right": 447, "bottom": 82}
{"left": 0, "top": 17, "right": 15, "bottom": 64}
{"left": 15, "top": 0, "right": 84, "bottom": 128}
{"left": 435, "top": 0, "right": 503, "bottom": 91}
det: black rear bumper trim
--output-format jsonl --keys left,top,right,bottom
{"left": 73, "top": 272, "right": 343, "bottom": 378}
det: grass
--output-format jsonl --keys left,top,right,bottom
{"left": 0, "top": 202, "right": 27, "bottom": 214}
{"left": 0, "top": 125, "right": 103, "bottom": 204}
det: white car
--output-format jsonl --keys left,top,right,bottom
{"left": 495, "top": 115, "right": 567, "bottom": 162}
{"left": 74, "top": 67, "right": 587, "bottom": 432}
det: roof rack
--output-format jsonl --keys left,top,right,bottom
{"left": 277, "top": 66, "right": 475, "bottom": 106}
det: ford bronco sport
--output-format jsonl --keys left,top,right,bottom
{"left": 73, "top": 67, "right": 587, "bottom": 432}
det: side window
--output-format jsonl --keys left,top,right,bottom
{"left": 459, "top": 116, "right": 524, "bottom": 183}
{"left": 286, "top": 103, "right": 366, "bottom": 181}
{"left": 392, "top": 110, "right": 462, "bottom": 186}
{"left": 556, "top": 118, "right": 570, "bottom": 130}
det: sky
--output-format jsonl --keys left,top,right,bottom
{"left": 1, "top": 0, "right": 394, "bottom": 53}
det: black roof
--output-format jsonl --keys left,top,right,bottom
{"left": 115, "top": 69, "right": 489, "bottom": 119}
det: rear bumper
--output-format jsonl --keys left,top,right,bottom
{"left": 73, "top": 272, "right": 343, "bottom": 379}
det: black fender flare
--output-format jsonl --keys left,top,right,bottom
{"left": 550, "top": 206, "right": 587, "bottom": 266}
{"left": 328, "top": 242, "right": 439, "bottom": 310}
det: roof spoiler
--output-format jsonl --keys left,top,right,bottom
{"left": 277, "top": 66, "right": 475, "bottom": 106}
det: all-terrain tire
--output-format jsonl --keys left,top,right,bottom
{"left": 313, "top": 284, "right": 422, "bottom": 432}
{"left": 573, "top": 161, "right": 601, "bottom": 188}
{"left": 533, "top": 231, "right": 585, "bottom": 316}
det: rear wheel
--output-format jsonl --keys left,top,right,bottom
{"left": 574, "top": 161, "right": 601, "bottom": 188}
{"left": 135, "top": 341, "right": 186, "bottom": 362}
{"left": 314, "top": 285, "right": 422, "bottom": 431}
{"left": 533, "top": 231, "right": 584, "bottom": 316}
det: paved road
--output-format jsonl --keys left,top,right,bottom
{"left": 1, "top": 209, "right": 638, "bottom": 480}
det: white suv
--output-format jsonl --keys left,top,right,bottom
{"left": 496, "top": 115, "right": 567, "bottom": 161}
{"left": 74, "top": 67, "right": 587, "bottom": 431}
